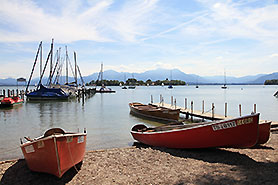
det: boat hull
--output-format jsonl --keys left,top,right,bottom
{"left": 131, "top": 113, "right": 260, "bottom": 149}
{"left": 1, "top": 97, "right": 24, "bottom": 107}
{"left": 20, "top": 132, "right": 86, "bottom": 178}
{"left": 257, "top": 121, "right": 271, "bottom": 145}
{"left": 129, "top": 102, "right": 180, "bottom": 122}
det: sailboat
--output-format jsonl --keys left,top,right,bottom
{"left": 25, "top": 39, "right": 70, "bottom": 100}
{"left": 168, "top": 70, "right": 173, "bottom": 89}
{"left": 96, "top": 63, "right": 116, "bottom": 93}
{"left": 221, "top": 70, "right": 227, "bottom": 89}
{"left": 122, "top": 73, "right": 127, "bottom": 89}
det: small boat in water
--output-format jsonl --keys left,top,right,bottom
{"left": 1, "top": 96, "right": 24, "bottom": 107}
{"left": 20, "top": 128, "right": 87, "bottom": 178}
{"left": 257, "top": 120, "right": 272, "bottom": 145}
{"left": 129, "top": 102, "right": 180, "bottom": 122}
{"left": 131, "top": 113, "right": 260, "bottom": 149}
{"left": 26, "top": 84, "right": 70, "bottom": 100}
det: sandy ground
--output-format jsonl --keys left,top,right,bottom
{"left": 0, "top": 131, "right": 277, "bottom": 185}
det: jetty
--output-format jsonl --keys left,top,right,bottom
{"left": 150, "top": 95, "right": 278, "bottom": 131}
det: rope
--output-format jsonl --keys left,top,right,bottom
{"left": 67, "top": 138, "right": 79, "bottom": 173}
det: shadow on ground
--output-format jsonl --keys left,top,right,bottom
{"left": 0, "top": 159, "right": 82, "bottom": 185}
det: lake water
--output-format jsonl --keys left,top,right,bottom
{"left": 1, "top": 85, "right": 278, "bottom": 161}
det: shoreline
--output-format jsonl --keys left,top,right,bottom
{"left": 1, "top": 132, "right": 278, "bottom": 184}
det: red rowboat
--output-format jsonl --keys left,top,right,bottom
{"left": 1, "top": 96, "right": 23, "bottom": 107}
{"left": 129, "top": 102, "right": 180, "bottom": 122}
{"left": 20, "top": 128, "right": 87, "bottom": 178}
{"left": 131, "top": 113, "right": 260, "bottom": 149}
{"left": 257, "top": 120, "right": 271, "bottom": 145}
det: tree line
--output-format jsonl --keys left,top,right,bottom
{"left": 264, "top": 79, "right": 278, "bottom": 85}
{"left": 86, "top": 78, "right": 186, "bottom": 86}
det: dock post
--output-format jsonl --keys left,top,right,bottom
{"left": 239, "top": 104, "right": 242, "bottom": 116}
{"left": 162, "top": 97, "right": 164, "bottom": 106}
{"left": 16, "top": 89, "right": 19, "bottom": 97}
{"left": 7, "top": 89, "right": 10, "bottom": 97}
{"left": 150, "top": 95, "right": 153, "bottom": 103}
{"left": 82, "top": 88, "right": 85, "bottom": 105}
{"left": 171, "top": 96, "right": 173, "bottom": 106}
{"left": 160, "top": 94, "right": 162, "bottom": 105}
{"left": 191, "top": 101, "right": 193, "bottom": 122}
{"left": 174, "top": 99, "right": 176, "bottom": 109}
{"left": 225, "top": 102, "right": 227, "bottom": 117}
{"left": 185, "top": 98, "right": 187, "bottom": 110}
{"left": 202, "top": 100, "right": 204, "bottom": 114}
{"left": 254, "top": 104, "right": 256, "bottom": 113}
{"left": 212, "top": 103, "right": 215, "bottom": 119}
{"left": 3, "top": 89, "right": 5, "bottom": 97}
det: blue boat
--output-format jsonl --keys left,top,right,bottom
{"left": 26, "top": 84, "right": 69, "bottom": 100}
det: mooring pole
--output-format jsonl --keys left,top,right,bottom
{"left": 212, "top": 103, "right": 215, "bottom": 119}
{"left": 150, "top": 95, "right": 153, "bottom": 103}
{"left": 191, "top": 101, "right": 193, "bottom": 122}
{"left": 254, "top": 104, "right": 256, "bottom": 113}
{"left": 239, "top": 104, "right": 242, "bottom": 116}
{"left": 174, "top": 99, "right": 176, "bottom": 109}
{"left": 202, "top": 100, "right": 205, "bottom": 114}
{"left": 171, "top": 96, "right": 173, "bottom": 106}
{"left": 185, "top": 98, "right": 187, "bottom": 110}
{"left": 225, "top": 102, "right": 227, "bottom": 117}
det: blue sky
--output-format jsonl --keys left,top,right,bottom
{"left": 0, "top": 0, "right": 278, "bottom": 79}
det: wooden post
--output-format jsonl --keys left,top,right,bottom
{"left": 82, "top": 88, "right": 85, "bottom": 105}
{"left": 160, "top": 94, "right": 162, "bottom": 104}
{"left": 185, "top": 98, "right": 187, "bottom": 110}
{"left": 254, "top": 104, "right": 256, "bottom": 113}
{"left": 212, "top": 103, "right": 215, "bottom": 119}
{"left": 16, "top": 89, "right": 19, "bottom": 97}
{"left": 202, "top": 100, "right": 204, "bottom": 114}
{"left": 171, "top": 96, "right": 173, "bottom": 106}
{"left": 225, "top": 102, "right": 227, "bottom": 117}
{"left": 8, "top": 89, "right": 10, "bottom": 97}
{"left": 191, "top": 101, "right": 193, "bottom": 122}
{"left": 174, "top": 99, "right": 176, "bottom": 109}
{"left": 12, "top": 90, "right": 15, "bottom": 97}
{"left": 150, "top": 95, "right": 153, "bottom": 103}
{"left": 162, "top": 97, "right": 164, "bottom": 106}
{"left": 239, "top": 104, "right": 242, "bottom": 116}
{"left": 3, "top": 89, "right": 5, "bottom": 97}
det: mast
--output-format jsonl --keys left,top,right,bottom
{"left": 100, "top": 62, "right": 103, "bottom": 83}
{"left": 25, "top": 41, "right": 42, "bottom": 93}
{"left": 49, "top": 38, "right": 54, "bottom": 85}
{"left": 40, "top": 42, "right": 42, "bottom": 77}
{"left": 65, "top": 46, "right": 68, "bottom": 84}
{"left": 74, "top": 51, "right": 77, "bottom": 86}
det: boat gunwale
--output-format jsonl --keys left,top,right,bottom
{"left": 131, "top": 113, "right": 260, "bottom": 135}
{"left": 20, "top": 133, "right": 87, "bottom": 146}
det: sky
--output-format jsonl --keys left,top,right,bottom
{"left": 0, "top": 0, "right": 278, "bottom": 79}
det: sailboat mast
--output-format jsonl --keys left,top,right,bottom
{"left": 65, "top": 46, "right": 68, "bottom": 84}
{"left": 74, "top": 51, "right": 77, "bottom": 86}
{"left": 40, "top": 42, "right": 42, "bottom": 78}
{"left": 49, "top": 39, "right": 54, "bottom": 85}
{"left": 100, "top": 63, "right": 103, "bottom": 83}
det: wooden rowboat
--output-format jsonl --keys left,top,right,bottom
{"left": 20, "top": 128, "right": 86, "bottom": 178}
{"left": 129, "top": 102, "right": 180, "bottom": 122}
{"left": 257, "top": 120, "right": 271, "bottom": 145}
{"left": 1, "top": 96, "right": 23, "bottom": 107}
{"left": 131, "top": 113, "right": 260, "bottom": 149}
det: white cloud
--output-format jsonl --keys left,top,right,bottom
{"left": 269, "top": 53, "right": 278, "bottom": 58}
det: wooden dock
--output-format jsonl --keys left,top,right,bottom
{"left": 150, "top": 103, "right": 231, "bottom": 121}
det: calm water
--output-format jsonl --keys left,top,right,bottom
{"left": 1, "top": 85, "right": 278, "bottom": 161}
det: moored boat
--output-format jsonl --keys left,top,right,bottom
{"left": 26, "top": 84, "right": 70, "bottom": 100}
{"left": 20, "top": 128, "right": 86, "bottom": 178}
{"left": 1, "top": 96, "right": 24, "bottom": 107}
{"left": 131, "top": 113, "right": 260, "bottom": 149}
{"left": 257, "top": 120, "right": 271, "bottom": 145}
{"left": 129, "top": 102, "right": 180, "bottom": 122}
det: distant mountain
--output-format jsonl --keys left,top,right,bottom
{"left": 250, "top": 72, "right": 278, "bottom": 84}
{"left": 1, "top": 69, "right": 277, "bottom": 85}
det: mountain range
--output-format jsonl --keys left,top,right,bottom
{"left": 0, "top": 68, "right": 277, "bottom": 85}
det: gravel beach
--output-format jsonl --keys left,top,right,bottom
{"left": 1, "top": 131, "right": 277, "bottom": 185}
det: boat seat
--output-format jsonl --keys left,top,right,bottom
{"left": 44, "top": 128, "right": 65, "bottom": 137}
